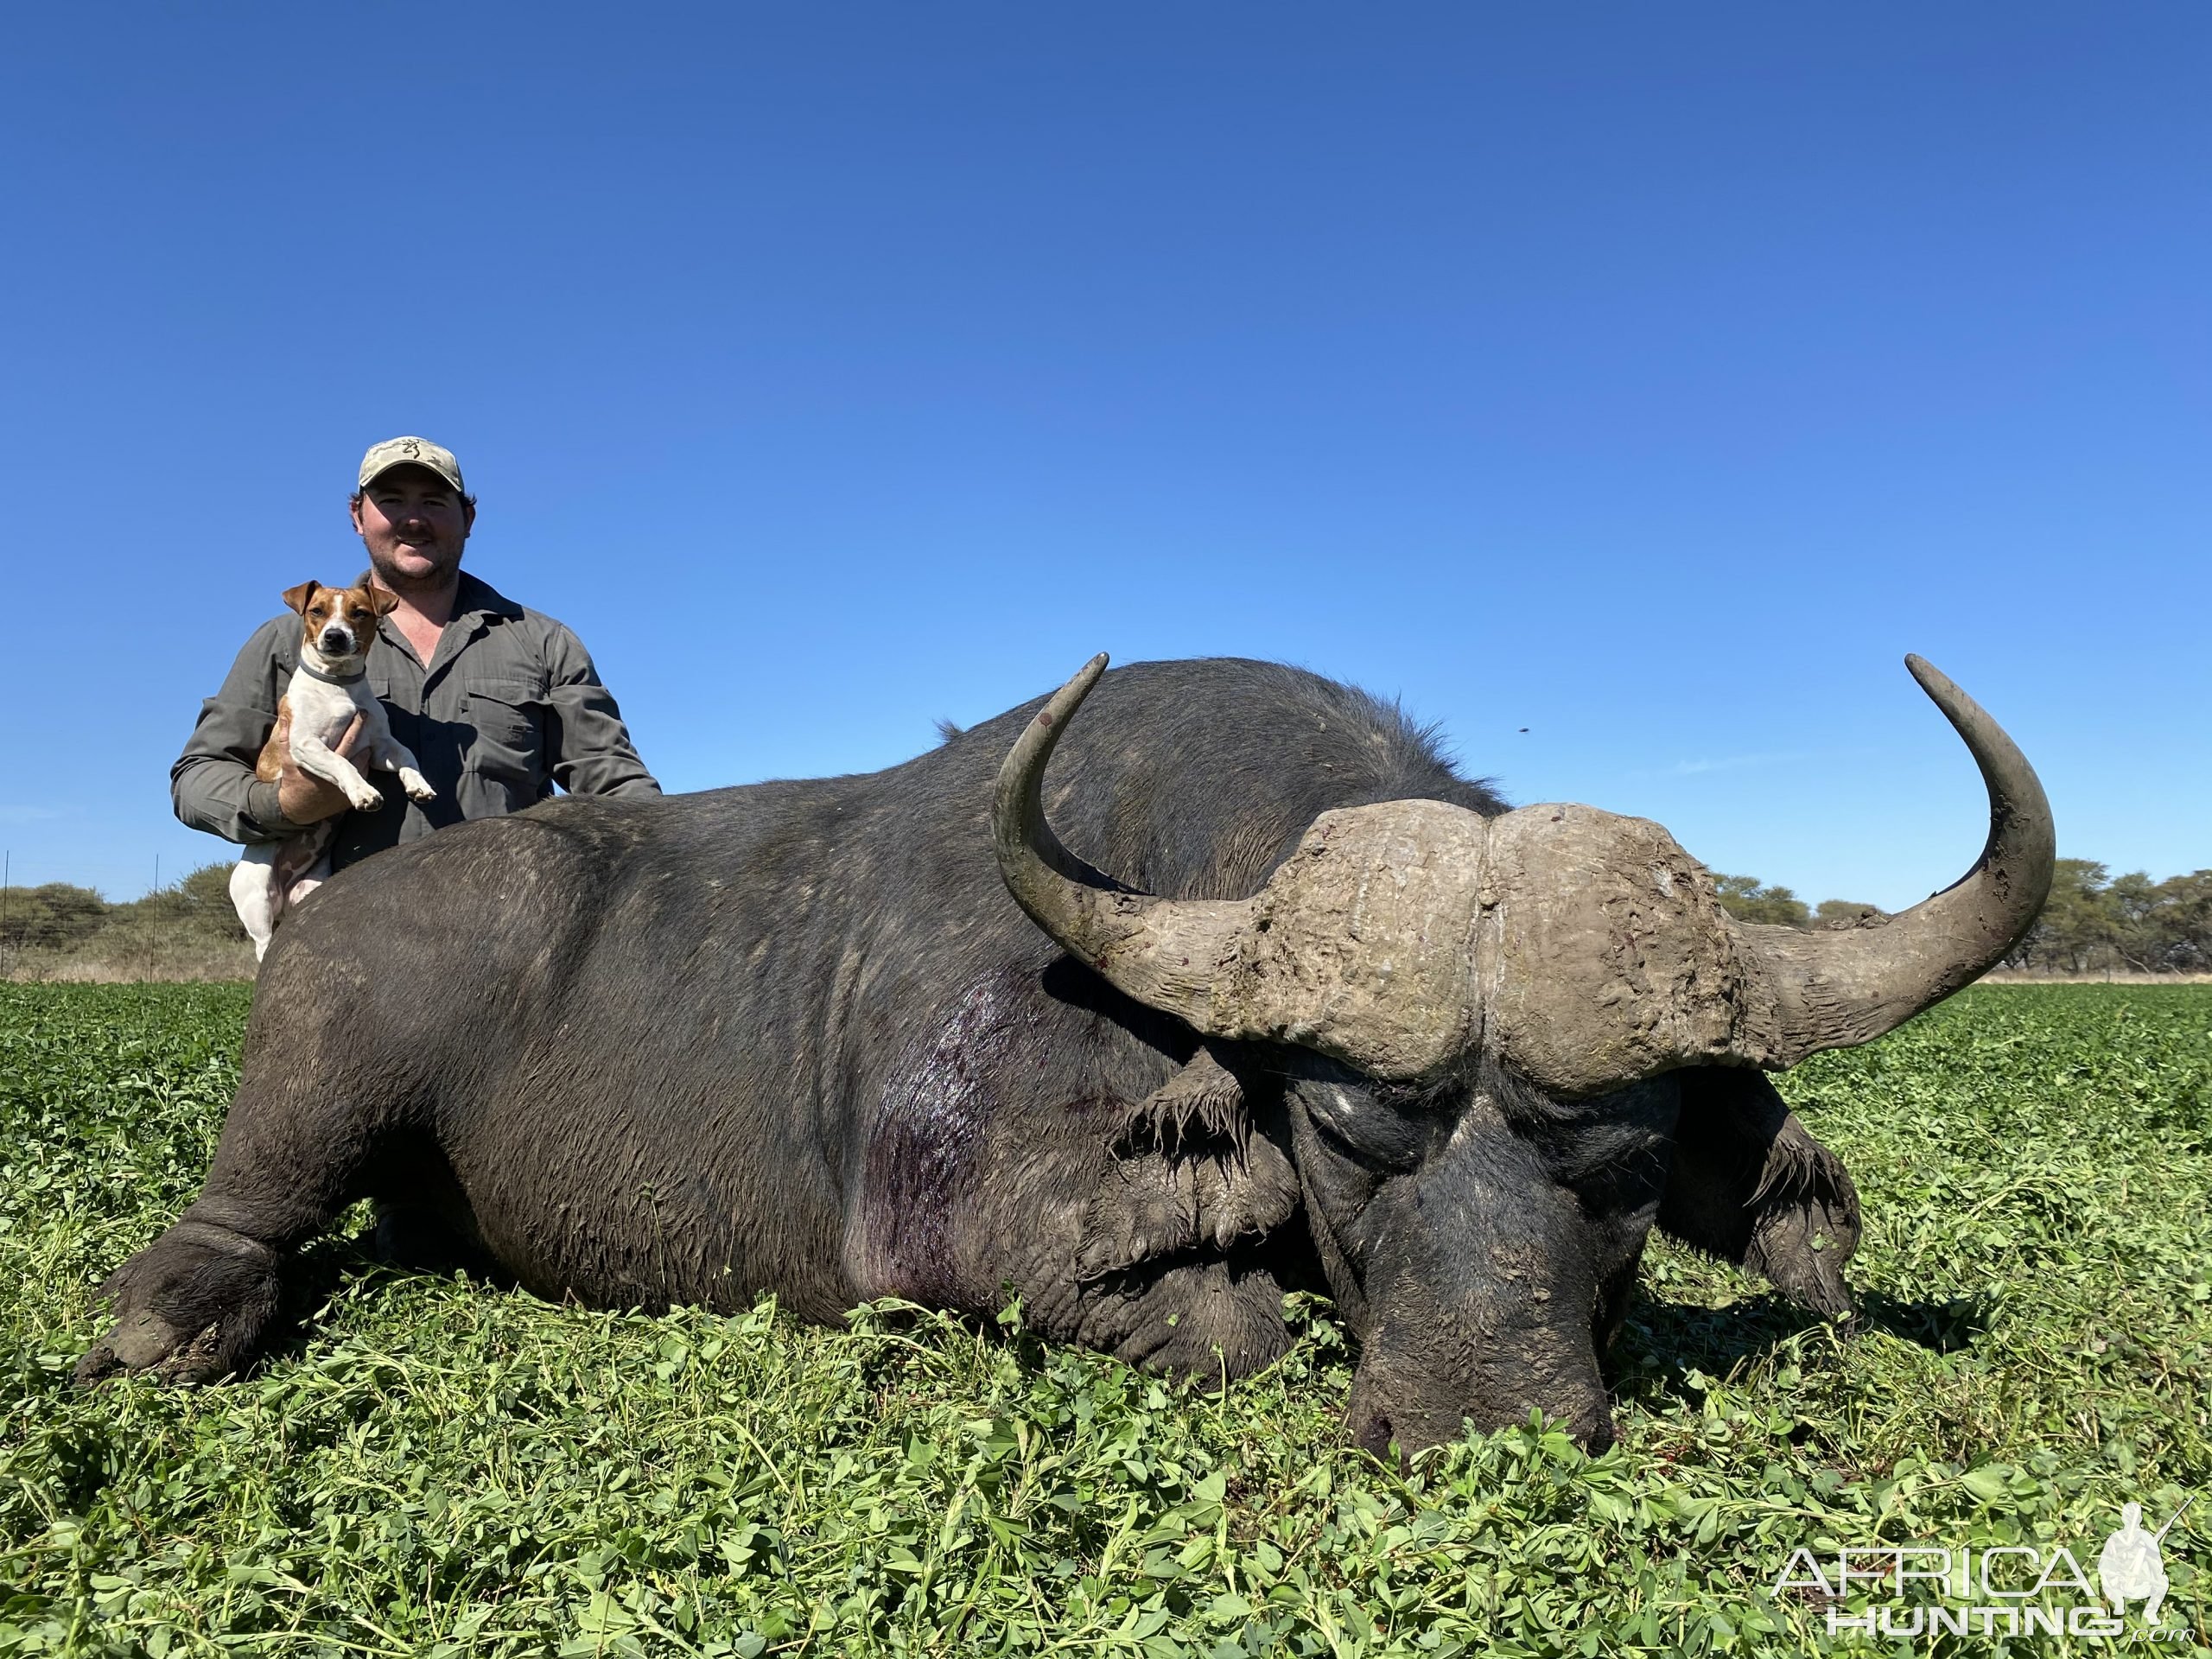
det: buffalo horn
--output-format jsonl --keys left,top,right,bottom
{"left": 992, "top": 653, "right": 1250, "bottom": 1025}
{"left": 1731, "top": 654, "right": 2056, "bottom": 1065}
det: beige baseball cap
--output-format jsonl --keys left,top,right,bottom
{"left": 357, "top": 435, "right": 467, "bottom": 495}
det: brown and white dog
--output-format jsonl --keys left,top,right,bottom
{"left": 228, "top": 575, "right": 436, "bottom": 960}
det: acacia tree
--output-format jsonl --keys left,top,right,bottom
{"left": 1710, "top": 859, "right": 2209, "bottom": 973}
{"left": 1815, "top": 899, "right": 1887, "bottom": 928}
{"left": 2018, "top": 860, "right": 2113, "bottom": 973}
{"left": 2004, "top": 860, "right": 2212, "bottom": 974}
{"left": 1711, "top": 874, "right": 1811, "bottom": 928}
{"left": 2143, "top": 870, "right": 2211, "bottom": 971}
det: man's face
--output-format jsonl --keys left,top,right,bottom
{"left": 353, "top": 464, "right": 473, "bottom": 588}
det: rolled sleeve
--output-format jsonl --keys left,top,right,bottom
{"left": 172, "top": 617, "right": 304, "bottom": 845}
{"left": 543, "top": 626, "right": 660, "bottom": 799}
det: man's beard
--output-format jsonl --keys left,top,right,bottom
{"left": 367, "top": 544, "right": 461, "bottom": 599}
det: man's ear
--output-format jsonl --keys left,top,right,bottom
{"left": 280, "top": 581, "right": 320, "bottom": 615}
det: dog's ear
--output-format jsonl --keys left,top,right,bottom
{"left": 363, "top": 582, "right": 400, "bottom": 617}
{"left": 280, "top": 581, "right": 320, "bottom": 615}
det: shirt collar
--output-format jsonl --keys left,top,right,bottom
{"left": 371, "top": 571, "right": 523, "bottom": 639}
{"left": 369, "top": 571, "right": 524, "bottom": 671}
{"left": 448, "top": 570, "right": 524, "bottom": 625}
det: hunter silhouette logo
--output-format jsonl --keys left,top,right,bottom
{"left": 2100, "top": 1497, "right": 2194, "bottom": 1628}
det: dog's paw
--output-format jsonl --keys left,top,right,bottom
{"left": 398, "top": 770, "right": 436, "bottom": 803}
{"left": 346, "top": 783, "right": 386, "bottom": 812}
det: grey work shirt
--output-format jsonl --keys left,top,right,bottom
{"left": 174, "top": 571, "right": 660, "bottom": 873}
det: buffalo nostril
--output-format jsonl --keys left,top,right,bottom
{"left": 1350, "top": 1409, "right": 1396, "bottom": 1462}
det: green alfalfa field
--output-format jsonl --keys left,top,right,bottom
{"left": 2, "top": 982, "right": 2207, "bottom": 1657}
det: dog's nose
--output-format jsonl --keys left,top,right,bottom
{"left": 321, "top": 630, "right": 351, "bottom": 652}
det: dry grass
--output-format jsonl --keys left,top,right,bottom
{"left": 1, "top": 938, "right": 254, "bottom": 983}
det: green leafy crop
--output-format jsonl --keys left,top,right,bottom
{"left": 3, "top": 984, "right": 2207, "bottom": 1655}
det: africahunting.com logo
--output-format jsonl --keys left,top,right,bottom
{"left": 1776, "top": 1497, "right": 2195, "bottom": 1641}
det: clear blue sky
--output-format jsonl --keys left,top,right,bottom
{"left": 2, "top": 5, "right": 2204, "bottom": 908}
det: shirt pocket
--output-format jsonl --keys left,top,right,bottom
{"left": 462, "top": 677, "right": 546, "bottom": 788}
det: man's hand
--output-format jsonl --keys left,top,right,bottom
{"left": 276, "top": 715, "right": 370, "bottom": 824}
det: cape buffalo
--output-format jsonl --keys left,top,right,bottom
{"left": 79, "top": 654, "right": 2052, "bottom": 1454}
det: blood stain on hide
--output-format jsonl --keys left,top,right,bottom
{"left": 861, "top": 971, "right": 1035, "bottom": 1306}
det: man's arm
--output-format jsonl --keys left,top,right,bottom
{"left": 176, "top": 620, "right": 367, "bottom": 840}
{"left": 541, "top": 624, "right": 661, "bottom": 798}
{"left": 174, "top": 618, "right": 302, "bottom": 843}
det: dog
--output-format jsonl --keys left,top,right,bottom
{"left": 229, "top": 575, "right": 436, "bottom": 960}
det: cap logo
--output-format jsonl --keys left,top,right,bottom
{"left": 359, "top": 435, "right": 464, "bottom": 495}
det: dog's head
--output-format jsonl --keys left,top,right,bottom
{"left": 281, "top": 576, "right": 397, "bottom": 667}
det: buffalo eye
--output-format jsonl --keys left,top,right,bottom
{"left": 1296, "top": 1080, "right": 1435, "bottom": 1171}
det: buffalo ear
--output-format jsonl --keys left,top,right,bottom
{"left": 1741, "top": 1122, "right": 1859, "bottom": 1319}
{"left": 1658, "top": 1068, "right": 1860, "bottom": 1319}
{"left": 1112, "top": 1044, "right": 1249, "bottom": 1156}
{"left": 280, "top": 581, "right": 320, "bottom": 615}
{"left": 1075, "top": 1048, "right": 1299, "bottom": 1282}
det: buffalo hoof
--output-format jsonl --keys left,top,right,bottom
{"left": 73, "top": 1311, "right": 225, "bottom": 1386}
{"left": 73, "top": 1222, "right": 283, "bottom": 1386}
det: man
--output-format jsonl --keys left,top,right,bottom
{"left": 175, "top": 435, "right": 659, "bottom": 879}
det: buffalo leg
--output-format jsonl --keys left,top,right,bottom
{"left": 75, "top": 1021, "right": 408, "bottom": 1385}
